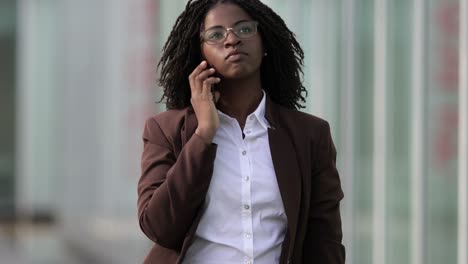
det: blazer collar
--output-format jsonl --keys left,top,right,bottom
{"left": 264, "top": 93, "right": 278, "bottom": 129}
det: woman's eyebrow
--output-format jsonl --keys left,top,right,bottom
{"left": 204, "top": 19, "right": 251, "bottom": 31}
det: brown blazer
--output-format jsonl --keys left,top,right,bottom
{"left": 137, "top": 95, "right": 345, "bottom": 264}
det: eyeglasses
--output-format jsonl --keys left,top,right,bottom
{"left": 200, "top": 21, "right": 259, "bottom": 45}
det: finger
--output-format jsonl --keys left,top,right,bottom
{"left": 196, "top": 68, "right": 216, "bottom": 82}
{"left": 189, "top": 61, "right": 208, "bottom": 82}
{"left": 213, "top": 91, "right": 220, "bottom": 103}
{"left": 202, "top": 77, "right": 221, "bottom": 94}
{"left": 189, "top": 61, "right": 210, "bottom": 94}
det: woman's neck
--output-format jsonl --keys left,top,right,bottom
{"left": 216, "top": 75, "right": 263, "bottom": 129}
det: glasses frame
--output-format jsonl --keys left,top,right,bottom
{"left": 200, "top": 21, "right": 259, "bottom": 45}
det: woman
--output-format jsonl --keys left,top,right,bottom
{"left": 137, "top": 0, "right": 345, "bottom": 263}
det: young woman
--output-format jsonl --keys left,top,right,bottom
{"left": 137, "top": 0, "right": 345, "bottom": 263}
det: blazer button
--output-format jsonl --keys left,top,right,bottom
{"left": 287, "top": 259, "right": 291, "bottom": 264}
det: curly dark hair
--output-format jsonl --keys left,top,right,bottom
{"left": 157, "top": 0, "right": 307, "bottom": 110}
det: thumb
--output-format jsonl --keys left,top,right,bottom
{"left": 213, "top": 91, "right": 221, "bottom": 104}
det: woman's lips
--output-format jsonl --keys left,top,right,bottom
{"left": 225, "top": 50, "right": 247, "bottom": 61}
{"left": 226, "top": 53, "right": 244, "bottom": 61}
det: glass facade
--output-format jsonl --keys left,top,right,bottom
{"left": 0, "top": 0, "right": 16, "bottom": 220}
{"left": 0, "top": 0, "right": 466, "bottom": 263}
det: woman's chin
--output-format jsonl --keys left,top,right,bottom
{"left": 221, "top": 68, "right": 259, "bottom": 80}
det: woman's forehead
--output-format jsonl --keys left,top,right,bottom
{"left": 203, "top": 3, "right": 253, "bottom": 29}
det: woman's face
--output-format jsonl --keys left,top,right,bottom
{"left": 200, "top": 3, "right": 264, "bottom": 80}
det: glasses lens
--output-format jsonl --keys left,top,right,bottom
{"left": 202, "top": 21, "right": 258, "bottom": 44}
{"left": 204, "top": 28, "right": 226, "bottom": 44}
{"left": 234, "top": 21, "right": 257, "bottom": 38}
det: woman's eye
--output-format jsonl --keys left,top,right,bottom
{"left": 239, "top": 27, "right": 252, "bottom": 33}
{"left": 208, "top": 31, "right": 224, "bottom": 39}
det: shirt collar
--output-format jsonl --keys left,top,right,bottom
{"left": 248, "top": 90, "right": 270, "bottom": 130}
{"left": 217, "top": 90, "right": 270, "bottom": 130}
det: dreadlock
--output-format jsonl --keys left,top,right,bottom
{"left": 157, "top": 0, "right": 307, "bottom": 110}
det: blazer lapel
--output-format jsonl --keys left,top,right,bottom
{"left": 265, "top": 96, "right": 302, "bottom": 257}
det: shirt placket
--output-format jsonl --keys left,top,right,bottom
{"left": 240, "top": 118, "right": 254, "bottom": 264}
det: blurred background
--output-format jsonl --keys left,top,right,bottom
{"left": 0, "top": 0, "right": 467, "bottom": 263}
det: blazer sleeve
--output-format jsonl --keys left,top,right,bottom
{"left": 303, "top": 121, "right": 345, "bottom": 263}
{"left": 137, "top": 117, "right": 217, "bottom": 250}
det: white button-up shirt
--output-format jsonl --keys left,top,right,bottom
{"left": 183, "top": 92, "right": 288, "bottom": 264}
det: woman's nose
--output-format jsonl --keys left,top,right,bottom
{"left": 224, "top": 29, "right": 241, "bottom": 47}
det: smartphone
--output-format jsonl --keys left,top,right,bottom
{"left": 200, "top": 54, "right": 223, "bottom": 92}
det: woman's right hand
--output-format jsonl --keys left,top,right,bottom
{"left": 188, "top": 60, "right": 221, "bottom": 144}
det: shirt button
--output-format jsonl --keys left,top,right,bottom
{"left": 242, "top": 150, "right": 247, "bottom": 155}
{"left": 249, "top": 116, "right": 254, "bottom": 121}
{"left": 244, "top": 205, "right": 250, "bottom": 210}
{"left": 245, "top": 130, "right": 251, "bottom": 134}
{"left": 244, "top": 176, "right": 250, "bottom": 181}
{"left": 246, "top": 261, "right": 252, "bottom": 264}
{"left": 245, "top": 233, "right": 251, "bottom": 238}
